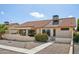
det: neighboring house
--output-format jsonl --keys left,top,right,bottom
{"left": 7, "top": 15, "right": 76, "bottom": 38}
{"left": 7, "top": 23, "right": 19, "bottom": 34}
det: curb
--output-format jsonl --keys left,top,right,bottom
{"left": 69, "top": 40, "right": 74, "bottom": 54}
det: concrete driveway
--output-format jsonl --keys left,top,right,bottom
{"left": 0, "top": 40, "right": 44, "bottom": 49}
{"left": 0, "top": 39, "right": 71, "bottom": 54}
{"left": 36, "top": 43, "right": 70, "bottom": 54}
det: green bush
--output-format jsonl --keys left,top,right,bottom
{"left": 35, "top": 33, "right": 48, "bottom": 42}
{"left": 73, "top": 33, "right": 79, "bottom": 43}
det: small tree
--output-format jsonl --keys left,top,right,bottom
{"left": 77, "top": 19, "right": 79, "bottom": 31}
{"left": 0, "top": 24, "right": 7, "bottom": 39}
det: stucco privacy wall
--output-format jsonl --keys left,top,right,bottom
{"left": 56, "top": 28, "right": 73, "bottom": 38}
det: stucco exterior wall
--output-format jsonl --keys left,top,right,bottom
{"left": 8, "top": 27, "right": 73, "bottom": 39}
{"left": 36, "top": 27, "right": 73, "bottom": 38}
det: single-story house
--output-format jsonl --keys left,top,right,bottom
{"left": 7, "top": 15, "right": 76, "bottom": 39}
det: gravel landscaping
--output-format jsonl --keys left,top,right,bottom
{"left": 36, "top": 43, "right": 70, "bottom": 54}
{"left": 0, "top": 40, "right": 44, "bottom": 49}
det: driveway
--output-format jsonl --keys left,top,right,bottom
{"left": 36, "top": 43, "right": 70, "bottom": 54}
{"left": 0, "top": 39, "right": 71, "bottom": 54}
{"left": 0, "top": 40, "right": 44, "bottom": 49}
{"left": 0, "top": 40, "right": 53, "bottom": 54}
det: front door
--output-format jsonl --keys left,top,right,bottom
{"left": 53, "top": 29, "right": 56, "bottom": 37}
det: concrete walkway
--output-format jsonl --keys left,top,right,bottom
{"left": 28, "top": 42, "right": 53, "bottom": 54}
{"left": 0, "top": 44, "right": 29, "bottom": 53}
{"left": 0, "top": 42, "right": 53, "bottom": 54}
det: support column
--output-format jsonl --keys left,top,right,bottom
{"left": 36, "top": 29, "right": 42, "bottom": 34}
{"left": 17, "top": 29, "right": 19, "bottom": 34}
{"left": 26, "top": 29, "right": 28, "bottom": 36}
{"left": 50, "top": 28, "right": 53, "bottom": 36}
{"left": 40, "top": 28, "right": 42, "bottom": 34}
{"left": 36, "top": 29, "right": 39, "bottom": 34}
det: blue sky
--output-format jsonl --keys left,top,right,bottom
{"left": 0, "top": 4, "right": 79, "bottom": 24}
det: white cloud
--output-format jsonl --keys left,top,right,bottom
{"left": 30, "top": 12, "right": 44, "bottom": 18}
{"left": 68, "top": 15, "right": 73, "bottom": 17}
{"left": 0, "top": 11, "right": 5, "bottom": 15}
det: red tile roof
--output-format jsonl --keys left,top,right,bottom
{"left": 20, "top": 17, "right": 76, "bottom": 28}
{"left": 45, "top": 17, "right": 76, "bottom": 28}
{"left": 60, "top": 18, "right": 76, "bottom": 27}
{"left": 10, "top": 17, "right": 76, "bottom": 29}
{"left": 21, "top": 20, "right": 51, "bottom": 28}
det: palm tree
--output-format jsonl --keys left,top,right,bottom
{"left": 0, "top": 24, "right": 7, "bottom": 39}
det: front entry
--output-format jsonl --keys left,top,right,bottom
{"left": 19, "top": 29, "right": 26, "bottom": 36}
{"left": 28, "top": 30, "right": 36, "bottom": 36}
{"left": 42, "top": 29, "right": 50, "bottom": 36}
{"left": 53, "top": 29, "right": 56, "bottom": 37}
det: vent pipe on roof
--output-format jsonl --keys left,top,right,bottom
{"left": 53, "top": 15, "right": 59, "bottom": 20}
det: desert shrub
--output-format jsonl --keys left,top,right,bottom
{"left": 35, "top": 33, "right": 48, "bottom": 42}
{"left": 73, "top": 33, "right": 79, "bottom": 43}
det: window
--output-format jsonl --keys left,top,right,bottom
{"left": 53, "top": 20, "right": 59, "bottom": 25}
{"left": 61, "top": 28, "right": 69, "bottom": 30}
